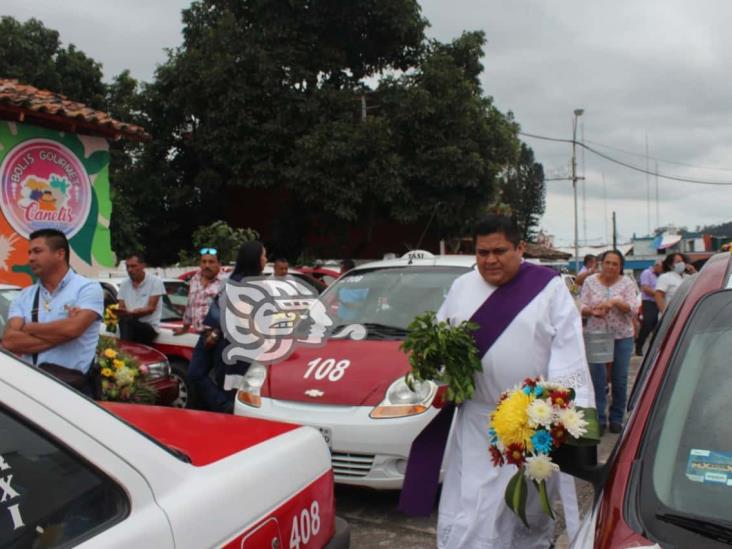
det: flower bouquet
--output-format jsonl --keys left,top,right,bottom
{"left": 488, "top": 377, "right": 598, "bottom": 527}
{"left": 402, "top": 311, "right": 483, "bottom": 404}
{"left": 104, "top": 304, "right": 119, "bottom": 332}
{"left": 96, "top": 337, "right": 157, "bottom": 404}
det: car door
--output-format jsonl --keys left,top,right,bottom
{"left": 0, "top": 375, "right": 175, "bottom": 548}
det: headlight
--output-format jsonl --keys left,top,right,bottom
{"left": 145, "top": 361, "right": 171, "bottom": 380}
{"left": 236, "top": 362, "right": 268, "bottom": 408}
{"left": 370, "top": 377, "right": 436, "bottom": 419}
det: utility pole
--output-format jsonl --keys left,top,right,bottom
{"left": 612, "top": 211, "right": 617, "bottom": 250}
{"left": 572, "top": 109, "right": 584, "bottom": 273}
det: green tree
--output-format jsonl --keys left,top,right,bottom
{"left": 0, "top": 16, "right": 105, "bottom": 108}
{"left": 498, "top": 143, "right": 546, "bottom": 240}
{"left": 105, "top": 70, "right": 147, "bottom": 259}
{"left": 140, "top": 6, "right": 522, "bottom": 260}
{"left": 179, "top": 220, "right": 259, "bottom": 265}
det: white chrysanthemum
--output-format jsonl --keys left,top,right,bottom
{"left": 525, "top": 453, "right": 559, "bottom": 482}
{"left": 527, "top": 398, "right": 554, "bottom": 428}
{"left": 557, "top": 407, "right": 588, "bottom": 439}
{"left": 114, "top": 366, "right": 135, "bottom": 387}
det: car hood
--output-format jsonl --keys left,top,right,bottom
{"left": 116, "top": 341, "right": 167, "bottom": 365}
{"left": 103, "top": 403, "right": 298, "bottom": 466}
{"left": 264, "top": 339, "right": 409, "bottom": 406}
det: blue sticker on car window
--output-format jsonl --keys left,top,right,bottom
{"left": 686, "top": 449, "right": 732, "bottom": 485}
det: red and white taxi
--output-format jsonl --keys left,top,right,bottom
{"left": 1, "top": 351, "right": 350, "bottom": 548}
{"left": 234, "top": 251, "right": 474, "bottom": 489}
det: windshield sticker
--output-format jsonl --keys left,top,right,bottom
{"left": 0, "top": 452, "right": 25, "bottom": 532}
{"left": 686, "top": 449, "right": 732, "bottom": 486}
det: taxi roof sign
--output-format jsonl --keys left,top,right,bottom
{"left": 401, "top": 250, "right": 436, "bottom": 261}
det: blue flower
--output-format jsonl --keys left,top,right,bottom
{"left": 522, "top": 386, "right": 532, "bottom": 395}
{"left": 534, "top": 385, "right": 544, "bottom": 397}
{"left": 531, "top": 429, "right": 553, "bottom": 454}
{"left": 488, "top": 427, "right": 498, "bottom": 444}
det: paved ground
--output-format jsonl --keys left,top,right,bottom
{"left": 336, "top": 356, "right": 643, "bottom": 549}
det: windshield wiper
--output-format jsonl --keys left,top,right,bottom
{"left": 330, "top": 322, "right": 407, "bottom": 339}
{"left": 362, "top": 322, "right": 408, "bottom": 338}
{"left": 657, "top": 511, "right": 732, "bottom": 543}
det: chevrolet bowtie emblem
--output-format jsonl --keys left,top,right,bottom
{"left": 305, "top": 389, "right": 324, "bottom": 398}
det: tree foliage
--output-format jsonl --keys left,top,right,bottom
{"left": 179, "top": 220, "right": 259, "bottom": 265}
{"left": 0, "top": 16, "right": 105, "bottom": 108}
{"left": 497, "top": 143, "right": 546, "bottom": 240}
{"left": 1, "top": 8, "right": 545, "bottom": 264}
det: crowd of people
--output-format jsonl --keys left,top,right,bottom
{"left": 575, "top": 249, "right": 695, "bottom": 436}
{"left": 0, "top": 220, "right": 703, "bottom": 548}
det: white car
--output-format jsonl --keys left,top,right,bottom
{"left": 234, "top": 251, "right": 475, "bottom": 489}
{"left": 0, "top": 350, "right": 350, "bottom": 548}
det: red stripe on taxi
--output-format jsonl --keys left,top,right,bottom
{"left": 222, "top": 470, "right": 336, "bottom": 549}
{"left": 103, "top": 403, "right": 298, "bottom": 465}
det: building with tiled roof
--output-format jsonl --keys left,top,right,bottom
{"left": 0, "top": 78, "right": 149, "bottom": 141}
{"left": 0, "top": 78, "right": 148, "bottom": 285}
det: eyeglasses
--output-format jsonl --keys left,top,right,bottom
{"left": 199, "top": 248, "right": 218, "bottom": 256}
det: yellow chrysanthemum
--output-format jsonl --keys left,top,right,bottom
{"left": 103, "top": 348, "right": 117, "bottom": 359}
{"left": 101, "top": 367, "right": 113, "bottom": 378}
{"left": 491, "top": 391, "right": 535, "bottom": 451}
{"left": 113, "top": 359, "right": 125, "bottom": 369}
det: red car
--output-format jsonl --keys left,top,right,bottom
{"left": 298, "top": 266, "right": 341, "bottom": 287}
{"left": 116, "top": 340, "right": 179, "bottom": 407}
{"left": 571, "top": 252, "right": 732, "bottom": 547}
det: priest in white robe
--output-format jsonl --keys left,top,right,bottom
{"left": 436, "top": 216, "right": 595, "bottom": 549}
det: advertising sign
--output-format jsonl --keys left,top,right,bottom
{"left": 0, "top": 121, "right": 114, "bottom": 285}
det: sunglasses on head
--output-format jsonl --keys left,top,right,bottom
{"left": 199, "top": 248, "right": 218, "bottom": 256}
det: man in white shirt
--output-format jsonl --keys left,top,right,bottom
{"left": 117, "top": 253, "right": 166, "bottom": 345}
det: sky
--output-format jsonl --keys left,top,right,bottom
{"left": 4, "top": 0, "right": 732, "bottom": 247}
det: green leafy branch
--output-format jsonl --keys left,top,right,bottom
{"left": 401, "top": 311, "right": 483, "bottom": 404}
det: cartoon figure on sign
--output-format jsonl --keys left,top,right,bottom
{"left": 0, "top": 139, "right": 91, "bottom": 239}
{"left": 221, "top": 277, "right": 365, "bottom": 365}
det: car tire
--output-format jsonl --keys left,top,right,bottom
{"left": 169, "top": 359, "right": 196, "bottom": 409}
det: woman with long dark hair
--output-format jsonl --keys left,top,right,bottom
{"left": 230, "top": 240, "right": 267, "bottom": 281}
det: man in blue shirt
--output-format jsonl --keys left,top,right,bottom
{"left": 3, "top": 229, "right": 103, "bottom": 393}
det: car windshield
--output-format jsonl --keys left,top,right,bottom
{"left": 643, "top": 290, "right": 732, "bottom": 529}
{"left": 164, "top": 280, "right": 189, "bottom": 311}
{"left": 321, "top": 266, "right": 471, "bottom": 331}
{"left": 0, "top": 288, "right": 19, "bottom": 338}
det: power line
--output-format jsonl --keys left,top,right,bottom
{"left": 585, "top": 138, "right": 732, "bottom": 173}
{"left": 520, "top": 131, "right": 732, "bottom": 186}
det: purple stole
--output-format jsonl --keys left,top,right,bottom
{"left": 398, "top": 262, "right": 558, "bottom": 517}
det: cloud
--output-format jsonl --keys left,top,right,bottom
{"left": 420, "top": 0, "right": 732, "bottom": 244}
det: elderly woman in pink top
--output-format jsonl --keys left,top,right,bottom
{"left": 580, "top": 250, "right": 641, "bottom": 435}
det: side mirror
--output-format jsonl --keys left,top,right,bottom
{"left": 552, "top": 443, "right": 605, "bottom": 487}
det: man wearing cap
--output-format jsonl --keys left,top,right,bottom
{"left": 174, "top": 248, "right": 224, "bottom": 336}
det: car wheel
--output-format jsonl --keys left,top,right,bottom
{"left": 169, "top": 359, "right": 195, "bottom": 409}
